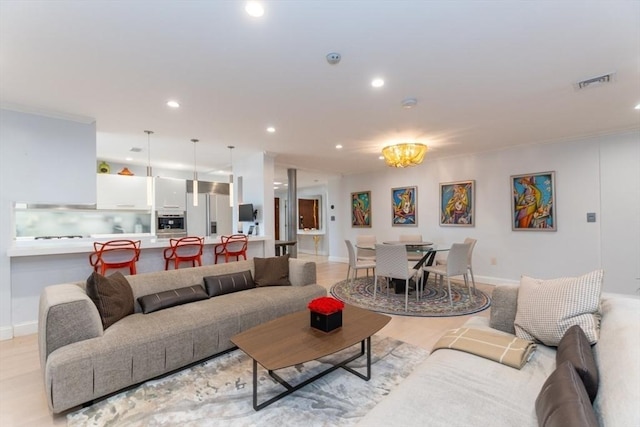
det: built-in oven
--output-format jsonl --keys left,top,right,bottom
{"left": 156, "top": 212, "right": 187, "bottom": 238}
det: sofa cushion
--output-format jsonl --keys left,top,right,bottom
{"left": 557, "top": 325, "right": 599, "bottom": 403}
{"left": 203, "top": 270, "right": 256, "bottom": 297}
{"left": 137, "top": 285, "right": 209, "bottom": 314}
{"left": 514, "top": 270, "right": 602, "bottom": 346}
{"left": 535, "top": 360, "right": 598, "bottom": 427}
{"left": 254, "top": 254, "right": 291, "bottom": 287}
{"left": 489, "top": 284, "right": 519, "bottom": 334}
{"left": 86, "top": 271, "right": 134, "bottom": 329}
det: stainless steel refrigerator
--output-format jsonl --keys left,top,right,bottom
{"left": 186, "top": 181, "right": 232, "bottom": 237}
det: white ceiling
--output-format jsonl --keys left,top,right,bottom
{"left": 1, "top": 1, "right": 639, "bottom": 187}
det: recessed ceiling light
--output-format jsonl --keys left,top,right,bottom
{"left": 266, "top": 126, "right": 276, "bottom": 133}
{"left": 635, "top": 103, "right": 640, "bottom": 110}
{"left": 274, "top": 186, "right": 279, "bottom": 190}
{"left": 336, "top": 144, "right": 343, "bottom": 149}
{"left": 125, "top": 157, "right": 133, "bottom": 161}
{"left": 274, "top": 181, "right": 282, "bottom": 185}
{"left": 371, "top": 78, "right": 384, "bottom": 88}
{"left": 166, "top": 100, "right": 180, "bottom": 108}
{"left": 245, "top": 1, "right": 264, "bottom": 17}
{"left": 379, "top": 156, "right": 385, "bottom": 160}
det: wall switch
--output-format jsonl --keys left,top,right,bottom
{"left": 330, "top": 215, "right": 335, "bottom": 221}
{"left": 587, "top": 212, "right": 596, "bottom": 223}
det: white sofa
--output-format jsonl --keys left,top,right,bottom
{"left": 358, "top": 286, "right": 640, "bottom": 427}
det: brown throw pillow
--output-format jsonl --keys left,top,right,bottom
{"left": 254, "top": 254, "right": 291, "bottom": 287}
{"left": 204, "top": 270, "right": 255, "bottom": 297}
{"left": 137, "top": 285, "right": 209, "bottom": 314}
{"left": 535, "top": 361, "right": 598, "bottom": 427}
{"left": 557, "top": 325, "right": 599, "bottom": 403}
{"left": 86, "top": 271, "right": 134, "bottom": 329}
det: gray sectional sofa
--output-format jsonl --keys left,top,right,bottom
{"left": 357, "top": 285, "right": 640, "bottom": 427}
{"left": 38, "top": 258, "right": 326, "bottom": 414}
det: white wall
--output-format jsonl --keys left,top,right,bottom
{"left": 332, "top": 131, "right": 639, "bottom": 294}
{"left": 0, "top": 108, "right": 96, "bottom": 339}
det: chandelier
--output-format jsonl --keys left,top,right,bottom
{"left": 381, "top": 143, "right": 428, "bottom": 168}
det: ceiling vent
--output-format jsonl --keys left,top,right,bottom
{"left": 576, "top": 72, "right": 615, "bottom": 90}
{"left": 129, "top": 147, "right": 142, "bottom": 152}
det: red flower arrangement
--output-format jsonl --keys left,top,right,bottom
{"left": 307, "top": 297, "right": 345, "bottom": 315}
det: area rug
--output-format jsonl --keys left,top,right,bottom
{"left": 67, "top": 336, "right": 429, "bottom": 427}
{"left": 330, "top": 276, "right": 491, "bottom": 317}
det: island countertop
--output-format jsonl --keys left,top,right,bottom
{"left": 7, "top": 235, "right": 270, "bottom": 257}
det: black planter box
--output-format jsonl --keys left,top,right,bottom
{"left": 310, "top": 310, "right": 343, "bottom": 333}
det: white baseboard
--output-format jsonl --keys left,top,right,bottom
{"left": 13, "top": 321, "right": 38, "bottom": 337}
{"left": 0, "top": 326, "right": 13, "bottom": 341}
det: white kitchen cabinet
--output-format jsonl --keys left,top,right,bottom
{"left": 96, "top": 174, "right": 149, "bottom": 210}
{"left": 155, "top": 177, "right": 186, "bottom": 211}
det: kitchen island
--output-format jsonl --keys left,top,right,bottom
{"left": 7, "top": 235, "right": 272, "bottom": 337}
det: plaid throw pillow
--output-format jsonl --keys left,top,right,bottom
{"left": 514, "top": 270, "right": 603, "bottom": 346}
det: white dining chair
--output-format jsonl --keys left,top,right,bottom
{"left": 436, "top": 237, "right": 477, "bottom": 294}
{"left": 356, "top": 235, "right": 376, "bottom": 263}
{"left": 374, "top": 243, "right": 421, "bottom": 312}
{"left": 424, "top": 242, "right": 473, "bottom": 306}
{"left": 345, "top": 240, "right": 376, "bottom": 286}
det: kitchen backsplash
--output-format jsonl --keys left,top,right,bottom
{"left": 15, "top": 207, "right": 152, "bottom": 238}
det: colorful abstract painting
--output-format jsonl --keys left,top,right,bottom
{"left": 351, "top": 191, "right": 371, "bottom": 227}
{"left": 440, "top": 180, "right": 475, "bottom": 226}
{"left": 392, "top": 186, "right": 417, "bottom": 226}
{"left": 511, "top": 171, "right": 556, "bottom": 231}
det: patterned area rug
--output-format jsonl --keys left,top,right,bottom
{"left": 67, "top": 336, "right": 429, "bottom": 427}
{"left": 331, "top": 276, "right": 491, "bottom": 317}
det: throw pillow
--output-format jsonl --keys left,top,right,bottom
{"left": 86, "top": 271, "right": 134, "bottom": 329}
{"left": 557, "top": 325, "right": 599, "bottom": 403}
{"left": 535, "top": 360, "right": 598, "bottom": 427}
{"left": 204, "top": 270, "right": 256, "bottom": 297}
{"left": 137, "top": 285, "right": 209, "bottom": 314}
{"left": 489, "top": 284, "right": 519, "bottom": 334}
{"left": 253, "top": 254, "right": 291, "bottom": 287}
{"left": 514, "top": 269, "right": 602, "bottom": 346}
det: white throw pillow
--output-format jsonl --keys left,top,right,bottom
{"left": 514, "top": 270, "right": 603, "bottom": 346}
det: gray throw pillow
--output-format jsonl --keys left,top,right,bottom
{"left": 137, "top": 285, "right": 208, "bottom": 314}
{"left": 557, "top": 325, "right": 599, "bottom": 403}
{"left": 204, "top": 270, "right": 255, "bottom": 297}
{"left": 489, "top": 284, "right": 519, "bottom": 334}
{"left": 535, "top": 360, "right": 598, "bottom": 427}
{"left": 254, "top": 254, "right": 291, "bottom": 287}
{"left": 86, "top": 271, "right": 134, "bottom": 329}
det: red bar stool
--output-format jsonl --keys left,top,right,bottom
{"left": 163, "top": 236, "right": 204, "bottom": 270}
{"left": 214, "top": 234, "right": 248, "bottom": 263}
{"left": 89, "top": 239, "right": 141, "bottom": 275}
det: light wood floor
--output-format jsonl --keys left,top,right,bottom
{"left": 0, "top": 255, "right": 493, "bottom": 427}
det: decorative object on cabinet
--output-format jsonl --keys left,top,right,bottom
{"left": 392, "top": 186, "right": 417, "bottom": 226}
{"left": 511, "top": 171, "right": 556, "bottom": 231}
{"left": 439, "top": 180, "right": 475, "bottom": 227}
{"left": 97, "top": 161, "right": 111, "bottom": 174}
{"left": 118, "top": 167, "right": 134, "bottom": 176}
{"left": 351, "top": 191, "right": 371, "bottom": 227}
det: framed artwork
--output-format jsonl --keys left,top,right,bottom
{"left": 440, "top": 180, "right": 475, "bottom": 226}
{"left": 351, "top": 191, "right": 371, "bottom": 227}
{"left": 511, "top": 171, "right": 556, "bottom": 231}
{"left": 391, "top": 186, "right": 417, "bottom": 226}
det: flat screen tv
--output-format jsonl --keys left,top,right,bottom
{"left": 239, "top": 203, "right": 254, "bottom": 222}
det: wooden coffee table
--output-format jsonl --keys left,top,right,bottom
{"left": 231, "top": 304, "right": 391, "bottom": 410}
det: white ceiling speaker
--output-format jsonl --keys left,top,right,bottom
{"left": 326, "top": 52, "right": 341, "bottom": 65}
{"left": 401, "top": 97, "right": 418, "bottom": 108}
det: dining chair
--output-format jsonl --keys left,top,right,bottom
{"left": 399, "top": 234, "right": 424, "bottom": 261}
{"left": 89, "top": 239, "right": 141, "bottom": 275}
{"left": 345, "top": 240, "right": 376, "bottom": 286}
{"left": 356, "top": 235, "right": 376, "bottom": 262}
{"left": 163, "top": 236, "right": 204, "bottom": 270}
{"left": 424, "top": 242, "right": 472, "bottom": 306}
{"left": 374, "top": 243, "right": 421, "bottom": 312}
{"left": 214, "top": 234, "right": 248, "bottom": 263}
{"left": 436, "top": 237, "right": 477, "bottom": 294}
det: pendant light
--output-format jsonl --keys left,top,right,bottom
{"left": 228, "top": 145, "right": 235, "bottom": 207}
{"left": 192, "top": 139, "right": 199, "bottom": 207}
{"left": 144, "top": 130, "right": 154, "bottom": 206}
